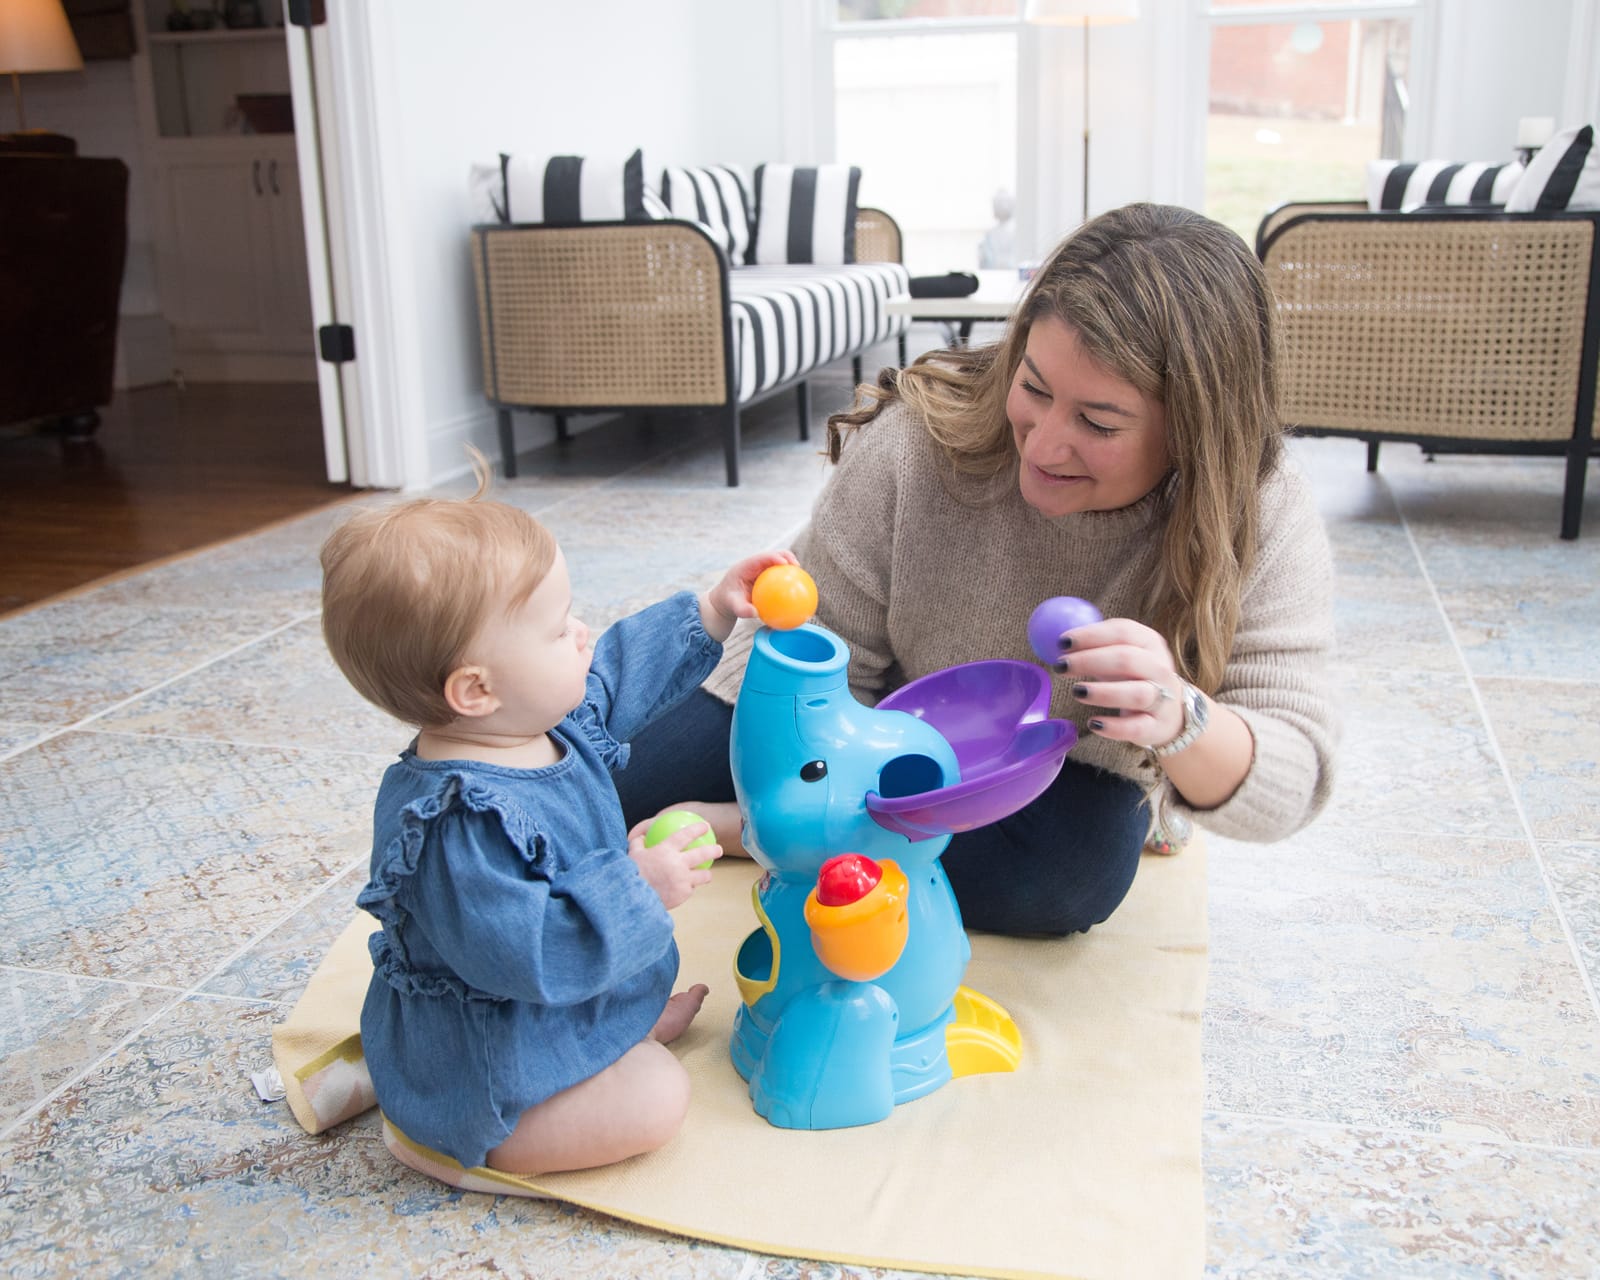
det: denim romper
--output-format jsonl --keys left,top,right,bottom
{"left": 356, "top": 592, "right": 722, "bottom": 1168}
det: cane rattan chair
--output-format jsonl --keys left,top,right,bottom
{"left": 472, "top": 207, "right": 908, "bottom": 486}
{"left": 1257, "top": 202, "right": 1599, "bottom": 538}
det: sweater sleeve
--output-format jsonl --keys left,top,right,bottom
{"left": 795, "top": 422, "right": 903, "bottom": 703}
{"left": 1179, "top": 467, "right": 1340, "bottom": 841}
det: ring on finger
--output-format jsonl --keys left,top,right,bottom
{"left": 1145, "top": 679, "right": 1174, "bottom": 711}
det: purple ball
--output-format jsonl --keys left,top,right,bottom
{"left": 1027, "top": 596, "right": 1103, "bottom": 664}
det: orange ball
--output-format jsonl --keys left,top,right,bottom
{"left": 752, "top": 563, "right": 818, "bottom": 630}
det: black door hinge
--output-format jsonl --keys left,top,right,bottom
{"left": 319, "top": 324, "right": 355, "bottom": 364}
{"left": 287, "top": 0, "right": 326, "bottom": 28}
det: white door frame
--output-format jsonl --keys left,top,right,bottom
{"left": 285, "top": 0, "right": 409, "bottom": 489}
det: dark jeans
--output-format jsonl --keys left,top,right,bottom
{"left": 616, "top": 688, "right": 1147, "bottom": 938}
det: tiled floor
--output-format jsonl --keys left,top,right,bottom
{"left": 2, "top": 340, "right": 1597, "bottom": 1279}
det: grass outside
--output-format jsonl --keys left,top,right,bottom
{"left": 1206, "top": 112, "right": 1380, "bottom": 245}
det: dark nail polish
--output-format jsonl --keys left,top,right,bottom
{"left": 1058, "top": 637, "right": 1073, "bottom": 651}
{"left": 1088, "top": 718, "right": 1105, "bottom": 731}
{"left": 1070, "top": 683, "right": 1089, "bottom": 699}
{"left": 1053, "top": 658, "right": 1070, "bottom": 674}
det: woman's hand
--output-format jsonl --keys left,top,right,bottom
{"left": 1052, "top": 618, "right": 1187, "bottom": 751}
{"left": 698, "top": 549, "right": 799, "bottom": 643}
{"left": 1056, "top": 617, "right": 1254, "bottom": 811}
{"left": 627, "top": 817, "right": 722, "bottom": 910}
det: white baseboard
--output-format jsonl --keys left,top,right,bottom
{"left": 424, "top": 407, "right": 615, "bottom": 490}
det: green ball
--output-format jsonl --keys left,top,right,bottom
{"left": 644, "top": 809, "right": 716, "bottom": 870}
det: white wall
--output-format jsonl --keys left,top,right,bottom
{"left": 690, "top": 0, "right": 786, "bottom": 165}
{"left": 336, "top": 0, "right": 783, "bottom": 488}
{"left": 1428, "top": 0, "right": 1575, "bottom": 158}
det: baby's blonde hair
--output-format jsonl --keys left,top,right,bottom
{"left": 320, "top": 464, "right": 556, "bottom": 728}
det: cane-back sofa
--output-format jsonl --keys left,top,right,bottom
{"left": 470, "top": 153, "right": 911, "bottom": 486}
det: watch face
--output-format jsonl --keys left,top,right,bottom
{"left": 1188, "top": 684, "right": 1208, "bottom": 729}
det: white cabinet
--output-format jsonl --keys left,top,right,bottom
{"left": 131, "top": 1, "right": 315, "bottom": 380}
{"left": 155, "top": 139, "right": 313, "bottom": 375}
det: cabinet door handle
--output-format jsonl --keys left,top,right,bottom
{"left": 269, "top": 160, "right": 279, "bottom": 196}
{"left": 253, "top": 159, "right": 263, "bottom": 195}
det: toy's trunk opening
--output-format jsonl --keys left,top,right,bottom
{"left": 741, "top": 624, "right": 846, "bottom": 697}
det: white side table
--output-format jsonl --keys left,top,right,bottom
{"left": 884, "top": 269, "right": 1028, "bottom": 349}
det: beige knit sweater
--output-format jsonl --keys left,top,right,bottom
{"left": 706, "top": 401, "right": 1339, "bottom": 842}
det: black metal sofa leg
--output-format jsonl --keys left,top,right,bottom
{"left": 1560, "top": 444, "right": 1587, "bottom": 539}
{"left": 497, "top": 409, "right": 517, "bottom": 478}
{"left": 1366, "top": 440, "right": 1381, "bottom": 472}
{"left": 852, "top": 356, "right": 863, "bottom": 387}
{"left": 797, "top": 380, "right": 811, "bottom": 442}
{"left": 723, "top": 402, "right": 741, "bottom": 487}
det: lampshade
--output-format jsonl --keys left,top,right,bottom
{"left": 1024, "top": 0, "right": 1139, "bottom": 24}
{"left": 0, "top": 0, "right": 84, "bottom": 76}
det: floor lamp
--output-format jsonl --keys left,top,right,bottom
{"left": 0, "top": 0, "right": 83, "bottom": 138}
{"left": 1024, "top": 0, "right": 1139, "bottom": 224}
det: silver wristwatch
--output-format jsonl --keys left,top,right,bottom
{"left": 1149, "top": 681, "right": 1209, "bottom": 759}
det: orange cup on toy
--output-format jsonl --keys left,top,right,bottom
{"left": 752, "top": 563, "right": 818, "bottom": 631}
{"left": 803, "top": 854, "right": 910, "bottom": 982}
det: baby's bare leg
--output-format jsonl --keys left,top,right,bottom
{"left": 486, "top": 1038, "right": 691, "bottom": 1177}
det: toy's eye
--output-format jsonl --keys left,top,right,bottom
{"left": 800, "top": 760, "right": 827, "bottom": 783}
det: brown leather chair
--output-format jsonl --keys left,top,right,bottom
{"left": 0, "top": 135, "right": 129, "bottom": 435}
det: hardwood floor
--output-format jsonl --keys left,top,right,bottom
{"left": 0, "top": 382, "right": 355, "bottom": 615}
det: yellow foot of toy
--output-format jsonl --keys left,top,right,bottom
{"left": 381, "top": 1116, "right": 550, "bottom": 1199}
{"left": 946, "top": 985, "right": 1023, "bottom": 1076}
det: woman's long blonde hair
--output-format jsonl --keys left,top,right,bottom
{"left": 829, "top": 203, "right": 1282, "bottom": 692}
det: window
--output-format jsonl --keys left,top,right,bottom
{"left": 1202, "top": 3, "right": 1422, "bottom": 242}
{"left": 825, "top": 2, "right": 1024, "bottom": 273}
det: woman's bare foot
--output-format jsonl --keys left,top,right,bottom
{"left": 651, "top": 984, "right": 709, "bottom": 1043}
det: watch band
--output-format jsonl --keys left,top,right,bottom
{"left": 1149, "top": 681, "right": 1208, "bottom": 759}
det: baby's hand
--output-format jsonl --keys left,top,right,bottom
{"left": 627, "top": 816, "right": 722, "bottom": 910}
{"left": 698, "top": 549, "right": 798, "bottom": 643}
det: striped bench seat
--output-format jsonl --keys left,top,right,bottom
{"left": 727, "top": 262, "right": 910, "bottom": 405}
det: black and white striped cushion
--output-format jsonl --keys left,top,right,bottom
{"left": 1505, "top": 125, "right": 1600, "bottom": 211}
{"left": 660, "top": 165, "right": 753, "bottom": 263}
{"left": 498, "top": 149, "right": 646, "bottom": 224}
{"left": 727, "top": 262, "right": 910, "bottom": 404}
{"left": 640, "top": 187, "right": 670, "bottom": 221}
{"left": 751, "top": 165, "right": 862, "bottom": 266}
{"left": 1365, "top": 158, "right": 1523, "bottom": 211}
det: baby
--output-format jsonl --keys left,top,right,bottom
{"left": 319, "top": 474, "right": 792, "bottom": 1185}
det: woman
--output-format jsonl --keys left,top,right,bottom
{"left": 618, "top": 203, "right": 1337, "bottom": 936}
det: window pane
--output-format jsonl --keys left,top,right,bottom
{"left": 1205, "top": 18, "right": 1410, "bottom": 243}
{"left": 835, "top": 32, "right": 1017, "bottom": 272}
{"left": 835, "top": 0, "right": 1018, "bottom": 23}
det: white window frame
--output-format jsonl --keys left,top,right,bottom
{"left": 1183, "top": 0, "right": 1436, "bottom": 212}
{"left": 803, "top": 3, "right": 1048, "bottom": 264}
{"left": 789, "top": 1, "right": 1439, "bottom": 251}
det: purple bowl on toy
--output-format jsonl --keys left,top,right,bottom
{"left": 866, "top": 660, "right": 1077, "bottom": 841}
